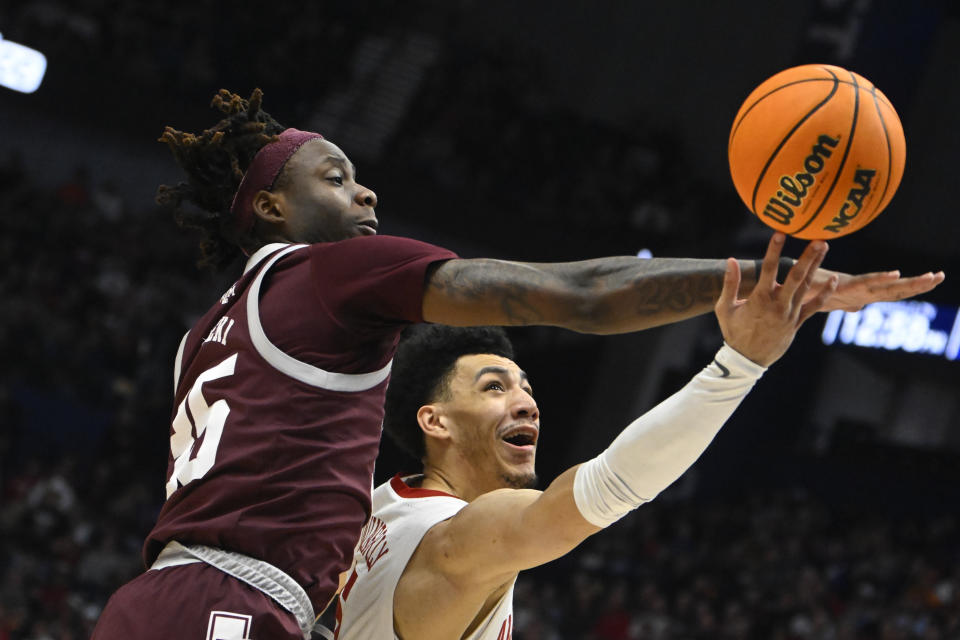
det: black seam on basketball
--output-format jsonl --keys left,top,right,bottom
{"left": 862, "top": 87, "right": 895, "bottom": 226}
{"left": 728, "top": 79, "right": 821, "bottom": 147}
{"left": 729, "top": 77, "right": 892, "bottom": 150}
{"left": 793, "top": 68, "right": 860, "bottom": 234}
{"left": 749, "top": 69, "right": 840, "bottom": 214}
{"left": 730, "top": 78, "right": 838, "bottom": 148}
{"left": 874, "top": 90, "right": 895, "bottom": 112}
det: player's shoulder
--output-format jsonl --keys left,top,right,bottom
{"left": 308, "top": 234, "right": 454, "bottom": 260}
{"left": 454, "top": 487, "right": 542, "bottom": 518}
{"left": 312, "top": 234, "right": 445, "bottom": 251}
{"left": 363, "top": 477, "right": 466, "bottom": 554}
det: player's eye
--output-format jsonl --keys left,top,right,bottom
{"left": 327, "top": 175, "right": 344, "bottom": 185}
{"left": 484, "top": 381, "right": 505, "bottom": 392}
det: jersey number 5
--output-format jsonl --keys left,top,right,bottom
{"left": 165, "top": 354, "right": 238, "bottom": 498}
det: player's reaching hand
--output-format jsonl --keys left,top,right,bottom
{"left": 810, "top": 265, "right": 945, "bottom": 312}
{"left": 715, "top": 233, "right": 838, "bottom": 367}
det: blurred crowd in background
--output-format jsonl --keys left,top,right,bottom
{"left": 514, "top": 491, "right": 958, "bottom": 639}
{"left": 1, "top": 1, "right": 958, "bottom": 638}
{"left": 0, "top": 155, "right": 214, "bottom": 639}
{"left": 2, "top": 0, "right": 751, "bottom": 260}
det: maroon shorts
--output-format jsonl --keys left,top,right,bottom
{"left": 91, "top": 562, "right": 304, "bottom": 640}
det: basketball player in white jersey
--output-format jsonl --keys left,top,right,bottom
{"left": 335, "top": 236, "right": 839, "bottom": 639}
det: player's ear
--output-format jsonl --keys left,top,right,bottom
{"left": 417, "top": 404, "right": 450, "bottom": 442}
{"left": 252, "top": 189, "right": 286, "bottom": 224}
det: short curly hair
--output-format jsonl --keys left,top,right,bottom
{"left": 383, "top": 325, "right": 515, "bottom": 464}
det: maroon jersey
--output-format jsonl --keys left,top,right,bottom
{"left": 144, "top": 235, "right": 456, "bottom": 613}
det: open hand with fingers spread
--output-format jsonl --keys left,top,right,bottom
{"left": 810, "top": 266, "right": 945, "bottom": 312}
{"left": 788, "top": 239, "right": 946, "bottom": 311}
{"left": 716, "top": 233, "right": 838, "bottom": 367}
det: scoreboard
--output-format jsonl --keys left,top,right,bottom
{"left": 821, "top": 301, "right": 960, "bottom": 361}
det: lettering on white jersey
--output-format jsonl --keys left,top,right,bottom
{"left": 355, "top": 516, "right": 390, "bottom": 569}
{"left": 204, "top": 316, "right": 236, "bottom": 346}
{"left": 497, "top": 615, "right": 513, "bottom": 640}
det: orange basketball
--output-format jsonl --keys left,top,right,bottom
{"left": 728, "top": 64, "right": 905, "bottom": 239}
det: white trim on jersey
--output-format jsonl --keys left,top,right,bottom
{"left": 173, "top": 330, "right": 190, "bottom": 394}
{"left": 243, "top": 242, "right": 291, "bottom": 274}
{"left": 246, "top": 244, "right": 394, "bottom": 393}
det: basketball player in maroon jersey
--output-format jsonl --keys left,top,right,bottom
{"left": 335, "top": 239, "right": 836, "bottom": 639}
{"left": 90, "top": 89, "right": 943, "bottom": 640}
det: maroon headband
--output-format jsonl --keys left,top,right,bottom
{"left": 229, "top": 128, "right": 324, "bottom": 235}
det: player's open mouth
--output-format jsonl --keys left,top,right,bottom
{"left": 500, "top": 424, "right": 538, "bottom": 449}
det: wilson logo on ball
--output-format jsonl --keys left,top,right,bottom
{"left": 763, "top": 133, "right": 840, "bottom": 226}
{"left": 729, "top": 64, "right": 905, "bottom": 239}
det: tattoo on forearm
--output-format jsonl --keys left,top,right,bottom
{"left": 429, "top": 257, "right": 730, "bottom": 331}
{"left": 429, "top": 260, "right": 547, "bottom": 324}
{"left": 628, "top": 272, "right": 724, "bottom": 314}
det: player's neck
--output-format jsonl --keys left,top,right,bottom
{"left": 419, "top": 467, "right": 462, "bottom": 499}
{"left": 420, "top": 465, "right": 490, "bottom": 502}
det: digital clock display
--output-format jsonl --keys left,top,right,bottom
{"left": 821, "top": 301, "right": 960, "bottom": 360}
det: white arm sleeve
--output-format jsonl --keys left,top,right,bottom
{"left": 573, "top": 343, "right": 766, "bottom": 527}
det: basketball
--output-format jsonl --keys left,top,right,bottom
{"left": 728, "top": 64, "right": 905, "bottom": 239}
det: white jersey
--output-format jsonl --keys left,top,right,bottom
{"left": 334, "top": 475, "right": 515, "bottom": 640}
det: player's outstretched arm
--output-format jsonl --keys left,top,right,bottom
{"left": 420, "top": 235, "right": 943, "bottom": 333}
{"left": 421, "top": 254, "right": 761, "bottom": 334}
{"left": 395, "top": 235, "right": 839, "bottom": 640}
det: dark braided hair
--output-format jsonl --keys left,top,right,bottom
{"left": 156, "top": 89, "right": 287, "bottom": 270}
{"left": 383, "top": 325, "right": 515, "bottom": 464}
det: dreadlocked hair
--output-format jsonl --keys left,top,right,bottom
{"left": 156, "top": 88, "right": 287, "bottom": 270}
